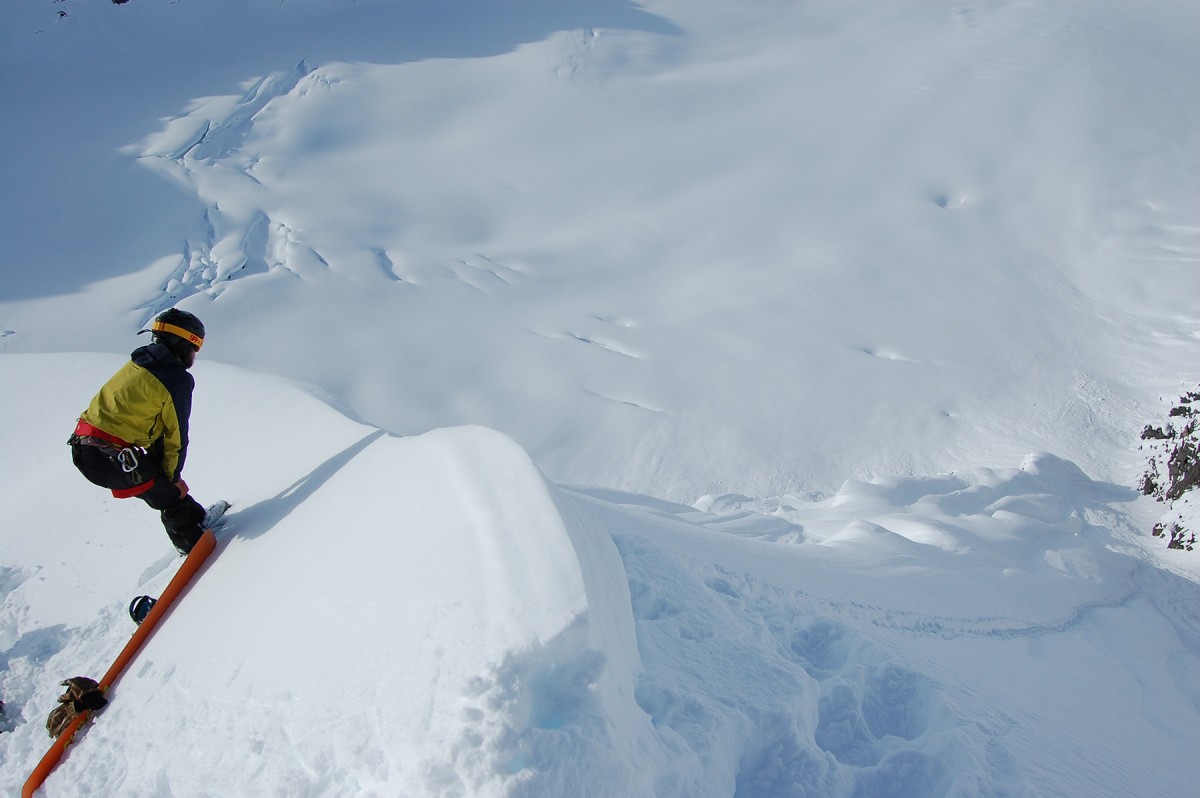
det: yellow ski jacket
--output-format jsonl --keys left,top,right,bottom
{"left": 78, "top": 343, "right": 195, "bottom": 481}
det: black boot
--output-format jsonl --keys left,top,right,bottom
{"left": 162, "top": 499, "right": 205, "bottom": 554}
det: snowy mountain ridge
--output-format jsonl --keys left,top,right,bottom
{"left": 2, "top": 1, "right": 1199, "bottom": 795}
{"left": 3, "top": 354, "right": 1195, "bottom": 796}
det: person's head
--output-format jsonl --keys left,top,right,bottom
{"left": 147, "top": 309, "right": 205, "bottom": 368}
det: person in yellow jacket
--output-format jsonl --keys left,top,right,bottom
{"left": 68, "top": 309, "right": 218, "bottom": 555}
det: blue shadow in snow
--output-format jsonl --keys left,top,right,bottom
{"left": 223, "top": 429, "right": 387, "bottom": 542}
{"left": 3, "top": 0, "right": 684, "bottom": 301}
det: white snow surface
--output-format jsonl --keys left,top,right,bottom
{"left": 1, "top": 1, "right": 1199, "bottom": 796}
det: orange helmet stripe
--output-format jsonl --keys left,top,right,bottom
{"left": 151, "top": 321, "right": 204, "bottom": 349}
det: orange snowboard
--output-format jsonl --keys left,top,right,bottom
{"left": 23, "top": 529, "right": 218, "bottom": 797}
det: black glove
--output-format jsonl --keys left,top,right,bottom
{"left": 59, "top": 676, "right": 108, "bottom": 712}
{"left": 72, "top": 689, "right": 109, "bottom": 712}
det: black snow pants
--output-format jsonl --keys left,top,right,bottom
{"left": 70, "top": 440, "right": 206, "bottom": 554}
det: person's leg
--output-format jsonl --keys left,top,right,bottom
{"left": 71, "top": 441, "right": 205, "bottom": 553}
{"left": 71, "top": 442, "right": 124, "bottom": 489}
{"left": 137, "top": 479, "right": 206, "bottom": 554}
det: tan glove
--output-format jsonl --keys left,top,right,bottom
{"left": 46, "top": 677, "right": 107, "bottom": 738}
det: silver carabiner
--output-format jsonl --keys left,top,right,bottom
{"left": 117, "top": 447, "right": 140, "bottom": 474}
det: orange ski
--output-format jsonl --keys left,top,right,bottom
{"left": 23, "top": 529, "right": 218, "bottom": 797}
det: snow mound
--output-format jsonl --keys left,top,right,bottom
{"left": 3, "top": 354, "right": 1199, "bottom": 797}
{"left": 0, "top": 355, "right": 655, "bottom": 796}
{"left": 65, "top": 424, "right": 649, "bottom": 796}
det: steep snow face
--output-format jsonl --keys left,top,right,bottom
{"left": 60, "top": 428, "right": 641, "bottom": 796}
{"left": 2, "top": 355, "right": 1198, "bottom": 797}
{"left": 0, "top": 355, "right": 658, "bottom": 796}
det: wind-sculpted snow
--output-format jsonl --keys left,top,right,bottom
{"left": 76, "top": 423, "right": 654, "bottom": 797}
{"left": 3, "top": 2, "right": 1200, "bottom": 791}
{"left": 0, "top": 355, "right": 653, "bottom": 795}
{"left": 1, "top": 354, "right": 1198, "bottom": 796}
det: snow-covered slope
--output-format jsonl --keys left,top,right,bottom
{"left": 2, "top": 356, "right": 1198, "bottom": 796}
{"left": 4, "top": 0, "right": 1198, "bottom": 501}
{"left": 2, "top": 0, "right": 1200, "bottom": 795}
{"left": 0, "top": 354, "right": 650, "bottom": 795}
